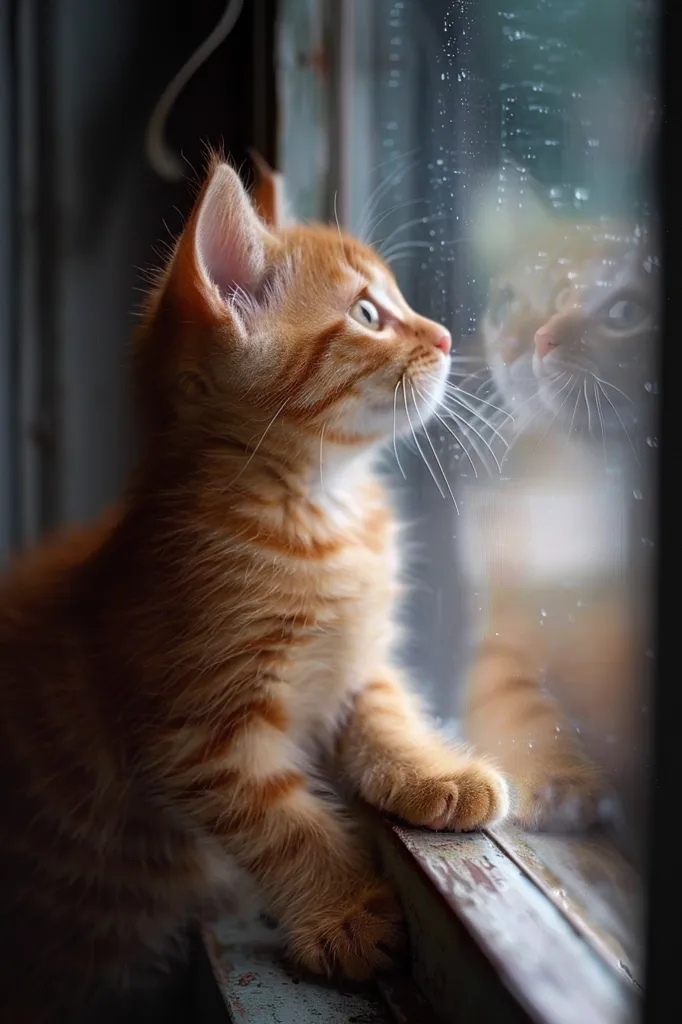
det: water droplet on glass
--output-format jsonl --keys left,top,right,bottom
{"left": 644, "top": 381, "right": 659, "bottom": 394}
{"left": 633, "top": 489, "right": 643, "bottom": 500}
{"left": 540, "top": 608, "right": 547, "bottom": 617}
{"left": 646, "top": 437, "right": 659, "bottom": 448}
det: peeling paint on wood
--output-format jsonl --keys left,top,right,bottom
{"left": 203, "top": 913, "right": 399, "bottom": 1022}
{"left": 378, "top": 822, "right": 637, "bottom": 1024}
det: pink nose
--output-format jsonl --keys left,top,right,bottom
{"left": 534, "top": 312, "right": 585, "bottom": 359}
{"left": 534, "top": 327, "right": 558, "bottom": 359}
{"left": 435, "top": 329, "right": 452, "bottom": 355}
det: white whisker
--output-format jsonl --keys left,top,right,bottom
{"left": 595, "top": 379, "right": 640, "bottom": 463}
{"left": 410, "top": 382, "right": 459, "bottom": 513}
{"left": 376, "top": 211, "right": 445, "bottom": 253}
{"left": 594, "top": 376, "right": 636, "bottom": 407}
{"left": 583, "top": 379, "right": 593, "bottom": 438}
{"left": 233, "top": 397, "right": 291, "bottom": 482}
{"left": 333, "top": 191, "right": 345, "bottom": 244}
{"left": 440, "top": 401, "right": 503, "bottom": 472}
{"left": 393, "top": 379, "right": 407, "bottom": 479}
{"left": 441, "top": 390, "right": 511, "bottom": 448}
{"left": 442, "top": 382, "right": 514, "bottom": 423}
{"left": 565, "top": 386, "right": 583, "bottom": 446}
{"left": 415, "top": 387, "right": 480, "bottom": 479}
{"left": 368, "top": 201, "right": 429, "bottom": 249}
{"left": 593, "top": 382, "right": 608, "bottom": 469}
{"left": 403, "top": 380, "right": 446, "bottom": 498}
{"left": 355, "top": 155, "right": 420, "bottom": 242}
{"left": 382, "top": 239, "right": 439, "bottom": 263}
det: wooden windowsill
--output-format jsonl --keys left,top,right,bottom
{"left": 202, "top": 817, "right": 641, "bottom": 1023}
{"left": 374, "top": 818, "right": 641, "bottom": 1024}
{"left": 487, "top": 824, "right": 643, "bottom": 989}
{"left": 202, "top": 906, "right": 438, "bottom": 1022}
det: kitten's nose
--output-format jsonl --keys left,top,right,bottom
{"left": 534, "top": 312, "right": 585, "bottom": 358}
{"left": 434, "top": 328, "right": 452, "bottom": 355}
{"left": 534, "top": 325, "right": 559, "bottom": 359}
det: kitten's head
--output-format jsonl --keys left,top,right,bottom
{"left": 474, "top": 176, "right": 659, "bottom": 440}
{"left": 136, "top": 157, "right": 451, "bottom": 468}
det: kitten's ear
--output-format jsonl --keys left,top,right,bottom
{"left": 195, "top": 161, "right": 271, "bottom": 303}
{"left": 171, "top": 160, "right": 273, "bottom": 320}
{"left": 249, "top": 149, "right": 291, "bottom": 228}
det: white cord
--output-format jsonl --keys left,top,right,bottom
{"left": 145, "top": 0, "right": 245, "bottom": 182}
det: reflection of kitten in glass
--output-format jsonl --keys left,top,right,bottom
{"left": 482, "top": 215, "right": 657, "bottom": 447}
{"left": 461, "top": 179, "right": 658, "bottom": 835}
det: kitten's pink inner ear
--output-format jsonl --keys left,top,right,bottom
{"left": 194, "top": 163, "right": 269, "bottom": 306}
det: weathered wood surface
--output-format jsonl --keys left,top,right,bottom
{"left": 489, "top": 825, "right": 643, "bottom": 988}
{"left": 378, "top": 823, "right": 637, "bottom": 1024}
{"left": 202, "top": 911, "right": 436, "bottom": 1023}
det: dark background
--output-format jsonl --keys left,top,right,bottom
{"left": 0, "top": 0, "right": 276, "bottom": 561}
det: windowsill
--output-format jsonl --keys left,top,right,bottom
{"left": 374, "top": 817, "right": 641, "bottom": 1024}
{"left": 487, "top": 824, "right": 643, "bottom": 988}
{"left": 202, "top": 902, "right": 438, "bottom": 1022}
{"left": 202, "top": 816, "right": 641, "bottom": 1023}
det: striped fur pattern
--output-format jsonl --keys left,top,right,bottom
{"left": 0, "top": 159, "right": 508, "bottom": 1020}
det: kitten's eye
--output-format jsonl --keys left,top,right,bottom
{"left": 604, "top": 297, "right": 648, "bottom": 331}
{"left": 349, "top": 298, "right": 381, "bottom": 331}
{"left": 489, "top": 287, "right": 515, "bottom": 327}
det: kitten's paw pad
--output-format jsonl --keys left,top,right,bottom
{"left": 515, "top": 769, "right": 611, "bottom": 833}
{"left": 290, "top": 880, "right": 405, "bottom": 981}
{"left": 395, "top": 763, "right": 510, "bottom": 832}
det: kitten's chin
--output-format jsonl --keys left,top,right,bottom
{"left": 342, "top": 358, "right": 449, "bottom": 445}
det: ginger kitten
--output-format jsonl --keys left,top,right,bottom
{"left": 0, "top": 158, "right": 508, "bottom": 1021}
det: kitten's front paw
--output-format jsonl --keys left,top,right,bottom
{"left": 386, "top": 760, "right": 510, "bottom": 832}
{"left": 514, "top": 766, "right": 613, "bottom": 833}
{"left": 288, "top": 878, "right": 405, "bottom": 981}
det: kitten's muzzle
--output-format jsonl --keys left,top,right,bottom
{"left": 534, "top": 311, "right": 586, "bottom": 359}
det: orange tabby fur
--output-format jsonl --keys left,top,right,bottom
{"left": 0, "top": 157, "right": 508, "bottom": 1021}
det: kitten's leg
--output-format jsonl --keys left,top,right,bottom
{"left": 465, "top": 635, "right": 608, "bottom": 832}
{"left": 157, "top": 708, "right": 403, "bottom": 980}
{"left": 336, "top": 670, "right": 509, "bottom": 831}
